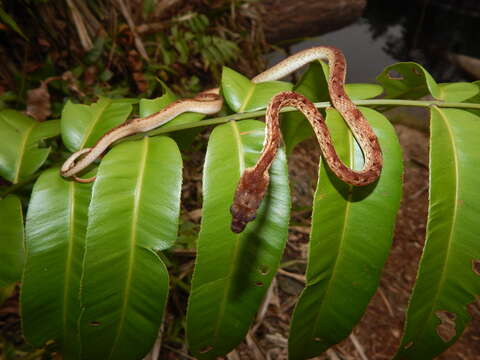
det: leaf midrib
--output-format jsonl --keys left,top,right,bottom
{"left": 310, "top": 126, "right": 355, "bottom": 339}
{"left": 107, "top": 137, "right": 149, "bottom": 359}
{"left": 79, "top": 99, "right": 111, "bottom": 149}
{"left": 210, "top": 121, "right": 245, "bottom": 344}
{"left": 62, "top": 181, "right": 76, "bottom": 349}
{"left": 239, "top": 84, "right": 256, "bottom": 113}
{"left": 402, "top": 107, "right": 460, "bottom": 347}
{"left": 14, "top": 121, "right": 36, "bottom": 183}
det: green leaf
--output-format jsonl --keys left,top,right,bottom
{"left": 0, "top": 195, "right": 24, "bottom": 287}
{"left": 21, "top": 167, "right": 92, "bottom": 358}
{"left": 79, "top": 136, "right": 180, "bottom": 360}
{"left": 281, "top": 61, "right": 383, "bottom": 154}
{"left": 437, "top": 82, "right": 479, "bottom": 102}
{"left": 143, "top": 0, "right": 155, "bottom": 15}
{"left": 139, "top": 81, "right": 205, "bottom": 148}
{"left": 139, "top": 82, "right": 178, "bottom": 117}
{"left": 377, "top": 62, "right": 478, "bottom": 102}
{"left": 61, "top": 97, "right": 132, "bottom": 152}
{"left": 345, "top": 83, "right": 383, "bottom": 100}
{"left": 0, "top": 7, "right": 27, "bottom": 40}
{"left": 221, "top": 67, "right": 292, "bottom": 112}
{"left": 187, "top": 120, "right": 291, "bottom": 359}
{"left": 0, "top": 110, "right": 60, "bottom": 183}
{"left": 288, "top": 107, "right": 403, "bottom": 359}
{"left": 394, "top": 108, "right": 480, "bottom": 359}
{"left": 464, "top": 79, "right": 480, "bottom": 101}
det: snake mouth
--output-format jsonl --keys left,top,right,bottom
{"left": 60, "top": 148, "right": 92, "bottom": 175}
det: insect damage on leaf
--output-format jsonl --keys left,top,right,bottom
{"left": 435, "top": 310, "right": 457, "bottom": 343}
{"left": 472, "top": 259, "right": 480, "bottom": 276}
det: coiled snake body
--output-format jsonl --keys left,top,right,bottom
{"left": 60, "top": 46, "right": 383, "bottom": 233}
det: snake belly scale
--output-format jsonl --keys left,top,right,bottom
{"left": 60, "top": 46, "right": 383, "bottom": 233}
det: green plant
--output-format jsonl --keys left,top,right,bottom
{"left": 0, "top": 0, "right": 267, "bottom": 108}
{"left": 0, "top": 59, "right": 479, "bottom": 360}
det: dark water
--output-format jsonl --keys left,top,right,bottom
{"left": 270, "top": 0, "right": 480, "bottom": 84}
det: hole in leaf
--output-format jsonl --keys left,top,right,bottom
{"left": 313, "top": 337, "right": 322, "bottom": 342}
{"left": 259, "top": 265, "right": 269, "bottom": 275}
{"left": 255, "top": 281, "right": 264, "bottom": 287}
{"left": 199, "top": 346, "right": 213, "bottom": 354}
{"left": 387, "top": 70, "right": 404, "bottom": 80}
{"left": 435, "top": 310, "right": 457, "bottom": 342}
{"left": 89, "top": 321, "right": 101, "bottom": 327}
{"left": 404, "top": 341, "right": 413, "bottom": 349}
{"left": 472, "top": 259, "right": 480, "bottom": 276}
{"left": 412, "top": 67, "right": 421, "bottom": 76}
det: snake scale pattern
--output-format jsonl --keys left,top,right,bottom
{"left": 60, "top": 46, "right": 383, "bottom": 233}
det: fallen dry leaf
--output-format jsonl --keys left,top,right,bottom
{"left": 26, "top": 81, "right": 51, "bottom": 122}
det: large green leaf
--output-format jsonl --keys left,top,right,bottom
{"left": 395, "top": 107, "right": 480, "bottom": 359}
{"left": 186, "top": 120, "right": 290, "bottom": 359}
{"left": 21, "top": 167, "right": 92, "bottom": 358}
{"left": 0, "top": 195, "right": 24, "bottom": 287}
{"left": 61, "top": 97, "right": 132, "bottom": 152}
{"left": 288, "top": 107, "right": 403, "bottom": 359}
{"left": 0, "top": 110, "right": 59, "bottom": 183}
{"left": 79, "top": 136, "right": 180, "bottom": 360}
{"left": 221, "top": 67, "right": 292, "bottom": 112}
{"left": 281, "top": 61, "right": 383, "bottom": 154}
{"left": 139, "top": 81, "right": 205, "bottom": 148}
{"left": 377, "top": 62, "right": 478, "bottom": 102}
{"left": 464, "top": 80, "right": 480, "bottom": 117}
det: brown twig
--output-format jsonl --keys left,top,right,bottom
{"left": 66, "top": 0, "right": 93, "bottom": 50}
{"left": 277, "top": 268, "right": 306, "bottom": 283}
{"left": 114, "top": 0, "right": 149, "bottom": 61}
{"left": 378, "top": 288, "right": 395, "bottom": 317}
{"left": 350, "top": 333, "right": 369, "bottom": 360}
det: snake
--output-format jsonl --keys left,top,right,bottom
{"left": 60, "top": 46, "right": 383, "bottom": 232}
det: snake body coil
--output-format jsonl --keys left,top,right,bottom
{"left": 60, "top": 46, "right": 383, "bottom": 232}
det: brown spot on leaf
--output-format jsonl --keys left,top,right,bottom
{"left": 89, "top": 321, "right": 101, "bottom": 327}
{"left": 239, "top": 131, "right": 255, "bottom": 136}
{"left": 259, "top": 265, "right": 269, "bottom": 275}
{"left": 255, "top": 282, "right": 264, "bottom": 287}
{"left": 404, "top": 341, "right": 413, "bottom": 349}
{"left": 472, "top": 259, "right": 480, "bottom": 276}
{"left": 412, "top": 67, "right": 421, "bottom": 76}
{"left": 435, "top": 310, "right": 457, "bottom": 342}
{"left": 387, "top": 70, "right": 404, "bottom": 80}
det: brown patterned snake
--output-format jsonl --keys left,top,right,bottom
{"left": 60, "top": 46, "right": 383, "bottom": 233}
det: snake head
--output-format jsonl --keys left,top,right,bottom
{"left": 230, "top": 168, "right": 269, "bottom": 233}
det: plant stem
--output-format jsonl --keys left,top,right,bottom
{"left": 117, "top": 99, "right": 480, "bottom": 143}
